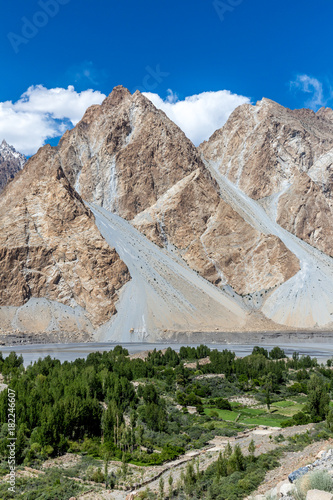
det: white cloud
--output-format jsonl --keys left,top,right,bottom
{"left": 143, "top": 89, "right": 250, "bottom": 145}
{"left": 0, "top": 85, "right": 250, "bottom": 155}
{"left": 0, "top": 85, "right": 106, "bottom": 155}
{"left": 290, "top": 74, "right": 326, "bottom": 109}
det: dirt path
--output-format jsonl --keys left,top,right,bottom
{"left": 108, "top": 424, "right": 315, "bottom": 499}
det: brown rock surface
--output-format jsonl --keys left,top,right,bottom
{"left": 6, "top": 86, "right": 333, "bottom": 335}
{"left": 133, "top": 169, "right": 299, "bottom": 295}
{"left": 58, "top": 86, "right": 299, "bottom": 296}
{"left": 199, "top": 98, "right": 333, "bottom": 255}
{"left": 277, "top": 172, "right": 333, "bottom": 257}
{"left": 57, "top": 86, "right": 203, "bottom": 220}
{"left": 0, "top": 145, "right": 130, "bottom": 328}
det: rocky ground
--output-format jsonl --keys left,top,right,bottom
{"left": 0, "top": 331, "right": 93, "bottom": 346}
{"left": 250, "top": 439, "right": 333, "bottom": 498}
{"left": 1, "top": 329, "right": 333, "bottom": 347}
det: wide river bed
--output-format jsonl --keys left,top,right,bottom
{"left": 2, "top": 341, "right": 333, "bottom": 367}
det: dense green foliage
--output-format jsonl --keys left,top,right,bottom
{"left": 0, "top": 345, "right": 333, "bottom": 499}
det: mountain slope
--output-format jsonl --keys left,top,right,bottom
{"left": 1, "top": 87, "right": 333, "bottom": 338}
{"left": 90, "top": 204, "right": 253, "bottom": 341}
{"left": 0, "top": 145, "right": 130, "bottom": 335}
{"left": 200, "top": 100, "right": 333, "bottom": 328}
{"left": 199, "top": 98, "right": 333, "bottom": 256}
{"left": 55, "top": 86, "right": 300, "bottom": 297}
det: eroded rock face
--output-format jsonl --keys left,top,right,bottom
{"left": 0, "top": 140, "right": 26, "bottom": 194}
{"left": 0, "top": 145, "right": 130, "bottom": 327}
{"left": 200, "top": 98, "right": 333, "bottom": 255}
{"left": 132, "top": 169, "right": 300, "bottom": 295}
{"left": 54, "top": 87, "right": 300, "bottom": 297}
{"left": 8, "top": 87, "right": 331, "bottom": 335}
{"left": 57, "top": 86, "right": 203, "bottom": 220}
{"left": 277, "top": 173, "right": 333, "bottom": 257}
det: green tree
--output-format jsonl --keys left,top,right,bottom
{"left": 184, "top": 461, "right": 196, "bottom": 496}
{"left": 216, "top": 451, "right": 227, "bottom": 477}
{"left": 159, "top": 476, "right": 165, "bottom": 499}
{"left": 136, "top": 425, "right": 144, "bottom": 457}
{"left": 263, "top": 374, "right": 273, "bottom": 411}
{"left": 269, "top": 347, "right": 286, "bottom": 360}
{"left": 121, "top": 453, "right": 128, "bottom": 479}
{"left": 307, "top": 375, "right": 329, "bottom": 421}
{"left": 252, "top": 346, "right": 269, "bottom": 358}
{"left": 265, "top": 388, "right": 271, "bottom": 412}
{"left": 248, "top": 439, "right": 256, "bottom": 461}
{"left": 234, "top": 444, "right": 245, "bottom": 471}
{"left": 215, "top": 398, "right": 231, "bottom": 410}
{"left": 104, "top": 451, "right": 111, "bottom": 488}
{"left": 327, "top": 409, "right": 333, "bottom": 430}
{"left": 168, "top": 474, "right": 174, "bottom": 498}
{"left": 225, "top": 441, "right": 232, "bottom": 459}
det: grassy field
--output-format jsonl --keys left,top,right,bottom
{"left": 240, "top": 414, "right": 289, "bottom": 427}
{"left": 271, "top": 402, "right": 305, "bottom": 417}
{"left": 271, "top": 400, "right": 295, "bottom": 408}
{"left": 204, "top": 408, "right": 240, "bottom": 421}
{"left": 204, "top": 399, "right": 307, "bottom": 427}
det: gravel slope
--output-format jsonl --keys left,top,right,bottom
{"left": 90, "top": 203, "right": 251, "bottom": 342}
{"left": 202, "top": 157, "right": 333, "bottom": 329}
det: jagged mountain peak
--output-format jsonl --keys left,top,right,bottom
{"left": 102, "top": 84, "right": 132, "bottom": 107}
{"left": 57, "top": 86, "right": 206, "bottom": 220}
{"left": 316, "top": 106, "right": 333, "bottom": 121}
{"left": 0, "top": 139, "right": 26, "bottom": 194}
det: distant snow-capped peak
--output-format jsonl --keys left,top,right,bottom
{"left": 0, "top": 139, "right": 26, "bottom": 169}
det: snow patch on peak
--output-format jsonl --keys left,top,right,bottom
{"left": 0, "top": 139, "right": 26, "bottom": 169}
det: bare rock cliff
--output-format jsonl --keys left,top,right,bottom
{"left": 56, "top": 87, "right": 300, "bottom": 296}
{"left": 3, "top": 87, "right": 333, "bottom": 335}
{"left": 200, "top": 98, "right": 333, "bottom": 255}
{"left": 0, "top": 145, "right": 130, "bottom": 329}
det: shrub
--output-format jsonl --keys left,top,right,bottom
{"left": 91, "top": 467, "right": 105, "bottom": 483}
{"left": 296, "top": 470, "right": 333, "bottom": 499}
{"left": 308, "top": 470, "right": 333, "bottom": 491}
{"left": 281, "top": 411, "right": 311, "bottom": 428}
{"left": 215, "top": 398, "right": 232, "bottom": 410}
{"left": 269, "top": 346, "right": 286, "bottom": 359}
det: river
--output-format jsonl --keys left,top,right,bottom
{"left": 1, "top": 341, "right": 333, "bottom": 367}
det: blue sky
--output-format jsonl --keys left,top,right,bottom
{"left": 1, "top": 0, "right": 332, "bottom": 154}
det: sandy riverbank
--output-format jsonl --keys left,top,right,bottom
{"left": 1, "top": 329, "right": 333, "bottom": 348}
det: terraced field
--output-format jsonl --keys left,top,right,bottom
{"left": 204, "top": 399, "right": 307, "bottom": 427}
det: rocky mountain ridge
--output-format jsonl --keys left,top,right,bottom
{"left": 200, "top": 98, "right": 333, "bottom": 256}
{"left": 0, "top": 87, "right": 332, "bottom": 340}
{"left": 56, "top": 87, "right": 300, "bottom": 297}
